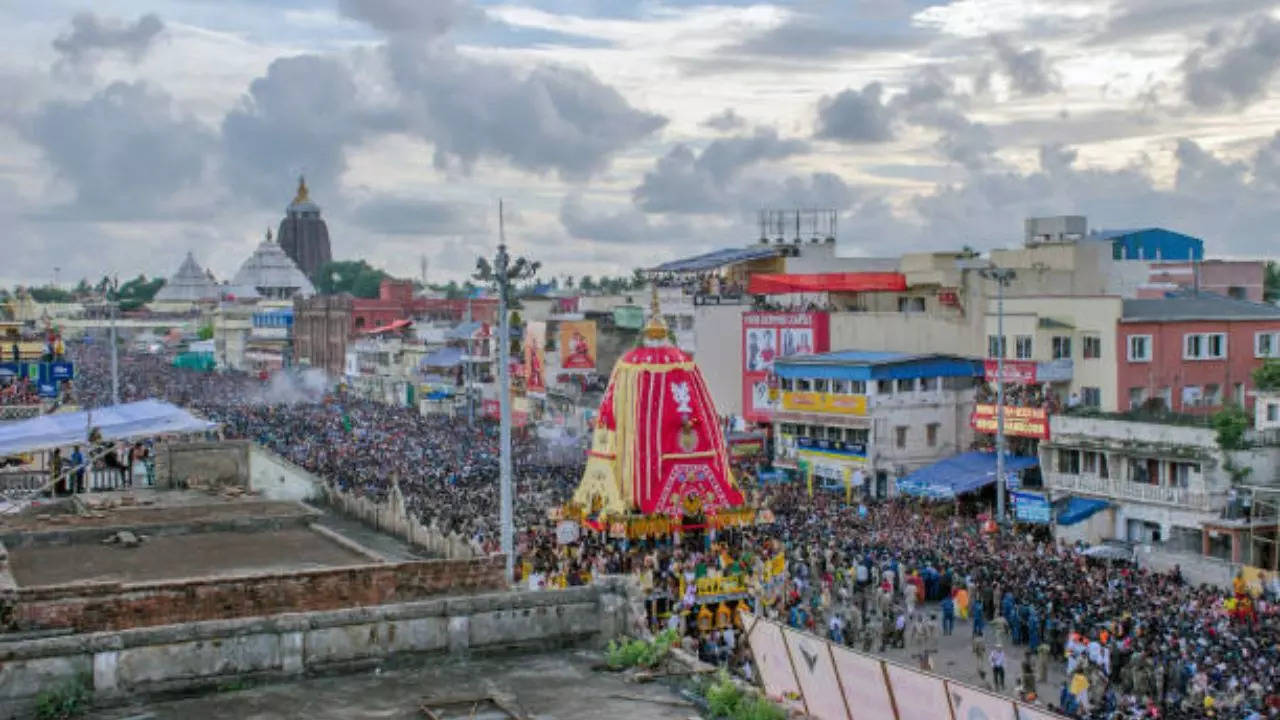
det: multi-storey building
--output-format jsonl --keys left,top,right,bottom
{"left": 769, "top": 351, "right": 983, "bottom": 498}
{"left": 1117, "top": 293, "right": 1280, "bottom": 413}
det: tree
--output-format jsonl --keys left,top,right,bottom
{"left": 1266, "top": 261, "right": 1280, "bottom": 303}
{"left": 1254, "top": 359, "right": 1280, "bottom": 392}
{"left": 564, "top": 275, "right": 575, "bottom": 289}
{"left": 631, "top": 268, "right": 646, "bottom": 289}
{"left": 312, "top": 260, "right": 389, "bottom": 299}
{"left": 579, "top": 275, "right": 596, "bottom": 291}
{"left": 114, "top": 274, "right": 165, "bottom": 311}
{"left": 1211, "top": 405, "right": 1250, "bottom": 451}
{"left": 28, "top": 286, "right": 73, "bottom": 303}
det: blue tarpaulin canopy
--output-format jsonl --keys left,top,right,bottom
{"left": 896, "top": 451, "right": 1039, "bottom": 500}
{"left": 1057, "top": 497, "right": 1111, "bottom": 525}
{"left": 0, "top": 399, "right": 216, "bottom": 456}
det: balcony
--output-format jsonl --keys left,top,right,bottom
{"left": 1045, "top": 472, "right": 1226, "bottom": 512}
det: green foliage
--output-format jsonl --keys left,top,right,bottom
{"left": 34, "top": 677, "right": 91, "bottom": 719}
{"left": 1253, "top": 359, "right": 1280, "bottom": 392}
{"left": 1211, "top": 404, "right": 1250, "bottom": 450}
{"left": 604, "top": 628, "right": 678, "bottom": 669}
{"left": 114, "top": 274, "right": 166, "bottom": 311}
{"left": 28, "top": 286, "right": 74, "bottom": 303}
{"left": 313, "top": 260, "right": 388, "bottom": 299}
{"left": 1266, "top": 261, "right": 1280, "bottom": 303}
{"left": 700, "top": 669, "right": 786, "bottom": 720}
{"left": 197, "top": 324, "right": 214, "bottom": 341}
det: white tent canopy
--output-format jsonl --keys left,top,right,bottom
{"left": 0, "top": 399, "right": 216, "bottom": 456}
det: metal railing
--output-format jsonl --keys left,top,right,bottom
{"left": 1045, "top": 472, "right": 1225, "bottom": 511}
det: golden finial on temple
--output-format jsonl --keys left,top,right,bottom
{"left": 293, "top": 175, "right": 309, "bottom": 204}
{"left": 642, "top": 283, "right": 669, "bottom": 343}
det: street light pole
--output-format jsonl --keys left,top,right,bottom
{"left": 475, "top": 200, "right": 540, "bottom": 582}
{"left": 109, "top": 277, "right": 119, "bottom": 406}
{"left": 980, "top": 266, "right": 1016, "bottom": 524}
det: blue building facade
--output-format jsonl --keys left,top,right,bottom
{"left": 1091, "top": 228, "right": 1203, "bottom": 261}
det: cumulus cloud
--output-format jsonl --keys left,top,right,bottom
{"left": 221, "top": 54, "right": 373, "bottom": 205}
{"left": 815, "top": 83, "right": 895, "bottom": 143}
{"left": 337, "top": 0, "right": 481, "bottom": 37}
{"left": 633, "top": 128, "right": 812, "bottom": 213}
{"left": 27, "top": 82, "right": 213, "bottom": 219}
{"left": 987, "top": 36, "right": 1060, "bottom": 96}
{"left": 1182, "top": 16, "right": 1280, "bottom": 109}
{"left": 52, "top": 12, "right": 164, "bottom": 68}
{"left": 559, "top": 195, "right": 692, "bottom": 246}
{"left": 349, "top": 195, "right": 485, "bottom": 236}
{"left": 701, "top": 108, "right": 746, "bottom": 132}
{"left": 382, "top": 41, "right": 665, "bottom": 178}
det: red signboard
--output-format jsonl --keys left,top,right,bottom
{"left": 983, "top": 359, "right": 1037, "bottom": 384}
{"left": 741, "top": 312, "right": 830, "bottom": 424}
{"left": 970, "top": 404, "right": 1049, "bottom": 439}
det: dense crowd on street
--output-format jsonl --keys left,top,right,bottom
{"left": 63, "top": 341, "right": 1280, "bottom": 718}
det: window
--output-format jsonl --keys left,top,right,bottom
{"left": 1205, "top": 384, "right": 1221, "bottom": 406}
{"left": 780, "top": 378, "right": 794, "bottom": 391}
{"left": 1184, "top": 332, "right": 1227, "bottom": 360}
{"left": 797, "top": 379, "right": 812, "bottom": 391}
{"left": 876, "top": 379, "right": 893, "bottom": 395}
{"left": 813, "top": 379, "right": 829, "bottom": 392}
{"left": 849, "top": 380, "right": 867, "bottom": 394}
{"left": 1128, "top": 387, "right": 1148, "bottom": 410}
{"left": 1082, "top": 335, "right": 1102, "bottom": 359}
{"left": 809, "top": 425, "right": 824, "bottom": 438}
{"left": 987, "top": 335, "right": 1006, "bottom": 358}
{"left": 920, "top": 377, "right": 939, "bottom": 392}
{"left": 1080, "top": 387, "right": 1101, "bottom": 407}
{"left": 1056, "top": 449, "right": 1080, "bottom": 475}
{"left": 827, "top": 426, "right": 842, "bottom": 440}
{"left": 1269, "top": 404, "right": 1279, "bottom": 423}
{"left": 895, "top": 426, "right": 907, "bottom": 449}
{"left": 1234, "top": 383, "right": 1244, "bottom": 406}
{"left": 779, "top": 423, "right": 795, "bottom": 435}
{"left": 845, "top": 428, "right": 869, "bottom": 445}
{"left": 1181, "top": 385, "right": 1203, "bottom": 407}
{"left": 1082, "top": 451, "right": 1098, "bottom": 474}
{"left": 897, "top": 378, "right": 915, "bottom": 393}
{"left": 898, "top": 297, "right": 926, "bottom": 313}
{"left": 1256, "top": 331, "right": 1280, "bottom": 358}
{"left": 1127, "top": 334, "right": 1151, "bottom": 362}
{"left": 926, "top": 423, "right": 939, "bottom": 447}
{"left": 1156, "top": 387, "right": 1172, "bottom": 411}
{"left": 1051, "top": 336, "right": 1072, "bottom": 359}
{"left": 1014, "top": 335, "right": 1033, "bottom": 359}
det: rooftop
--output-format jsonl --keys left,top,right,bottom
{"left": 773, "top": 350, "right": 983, "bottom": 381}
{"left": 649, "top": 245, "right": 782, "bottom": 274}
{"left": 1122, "top": 292, "right": 1280, "bottom": 322}
{"left": 152, "top": 252, "right": 219, "bottom": 303}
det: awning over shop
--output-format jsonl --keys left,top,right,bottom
{"left": 1058, "top": 497, "right": 1111, "bottom": 526}
{"left": 896, "top": 451, "right": 1039, "bottom": 500}
{"left": 0, "top": 399, "right": 216, "bottom": 456}
{"left": 748, "top": 272, "right": 907, "bottom": 295}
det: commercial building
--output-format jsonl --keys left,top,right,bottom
{"left": 769, "top": 351, "right": 983, "bottom": 498}
{"left": 1117, "top": 293, "right": 1280, "bottom": 413}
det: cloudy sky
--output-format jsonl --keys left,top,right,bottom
{"left": 2, "top": 0, "right": 1279, "bottom": 288}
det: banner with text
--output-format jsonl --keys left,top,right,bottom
{"left": 970, "top": 404, "right": 1050, "bottom": 439}
{"left": 741, "top": 312, "right": 829, "bottom": 424}
{"left": 983, "top": 359, "right": 1037, "bottom": 384}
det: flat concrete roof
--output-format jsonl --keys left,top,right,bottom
{"left": 9, "top": 527, "right": 368, "bottom": 587}
{"left": 87, "top": 651, "right": 694, "bottom": 720}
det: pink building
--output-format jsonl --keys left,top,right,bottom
{"left": 1117, "top": 294, "right": 1280, "bottom": 413}
{"left": 1142, "top": 260, "right": 1266, "bottom": 302}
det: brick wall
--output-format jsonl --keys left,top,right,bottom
{"left": 11, "top": 556, "right": 504, "bottom": 633}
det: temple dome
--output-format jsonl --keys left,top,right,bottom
{"left": 277, "top": 176, "right": 332, "bottom": 279}
{"left": 228, "top": 229, "right": 316, "bottom": 301}
{"left": 153, "top": 252, "right": 219, "bottom": 303}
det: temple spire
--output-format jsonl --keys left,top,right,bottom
{"left": 642, "top": 284, "right": 670, "bottom": 344}
{"left": 293, "top": 175, "right": 309, "bottom": 205}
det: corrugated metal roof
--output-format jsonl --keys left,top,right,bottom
{"left": 649, "top": 245, "right": 782, "bottom": 273}
{"left": 1122, "top": 294, "right": 1280, "bottom": 322}
{"left": 773, "top": 351, "right": 983, "bottom": 381}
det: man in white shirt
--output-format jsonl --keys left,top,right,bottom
{"left": 989, "top": 645, "right": 1007, "bottom": 690}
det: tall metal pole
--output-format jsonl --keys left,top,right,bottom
{"left": 995, "top": 276, "right": 1006, "bottom": 524}
{"left": 465, "top": 297, "right": 475, "bottom": 426}
{"left": 109, "top": 281, "right": 119, "bottom": 406}
{"left": 496, "top": 202, "right": 514, "bottom": 582}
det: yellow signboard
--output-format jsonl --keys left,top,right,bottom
{"left": 780, "top": 391, "right": 868, "bottom": 416}
{"left": 696, "top": 575, "right": 747, "bottom": 596}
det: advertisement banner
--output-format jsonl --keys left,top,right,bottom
{"left": 782, "top": 628, "right": 849, "bottom": 720}
{"left": 524, "top": 321, "right": 547, "bottom": 395}
{"left": 970, "top": 404, "right": 1050, "bottom": 440}
{"left": 884, "top": 663, "right": 952, "bottom": 720}
{"left": 781, "top": 391, "right": 868, "bottom": 416}
{"left": 983, "top": 359, "right": 1036, "bottom": 384}
{"left": 741, "top": 613, "right": 802, "bottom": 703}
{"left": 947, "top": 682, "right": 1018, "bottom": 720}
{"left": 741, "top": 312, "right": 829, "bottom": 424}
{"left": 558, "top": 320, "right": 597, "bottom": 372}
{"left": 1012, "top": 491, "right": 1051, "bottom": 524}
{"left": 829, "top": 645, "right": 897, "bottom": 720}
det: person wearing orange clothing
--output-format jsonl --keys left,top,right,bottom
{"left": 954, "top": 586, "right": 970, "bottom": 620}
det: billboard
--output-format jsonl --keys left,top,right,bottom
{"left": 781, "top": 391, "right": 868, "bottom": 415}
{"left": 524, "top": 321, "right": 547, "bottom": 395}
{"left": 783, "top": 627, "right": 848, "bottom": 720}
{"left": 558, "top": 321, "right": 597, "bottom": 372}
{"left": 983, "top": 359, "right": 1036, "bottom": 384}
{"left": 946, "top": 683, "right": 1018, "bottom": 720}
{"left": 1012, "top": 491, "right": 1051, "bottom": 524}
{"left": 742, "top": 312, "right": 829, "bottom": 424}
{"left": 884, "top": 663, "right": 950, "bottom": 720}
{"left": 970, "top": 404, "right": 1049, "bottom": 439}
{"left": 741, "top": 612, "right": 802, "bottom": 702}
{"left": 829, "top": 645, "right": 897, "bottom": 720}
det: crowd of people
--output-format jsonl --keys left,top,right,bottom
{"left": 61, "top": 340, "right": 1280, "bottom": 719}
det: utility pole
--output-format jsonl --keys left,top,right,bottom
{"left": 474, "top": 200, "right": 540, "bottom": 581}
{"left": 980, "top": 266, "right": 1016, "bottom": 524}
{"left": 109, "top": 276, "right": 119, "bottom": 406}
{"left": 465, "top": 296, "right": 475, "bottom": 426}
